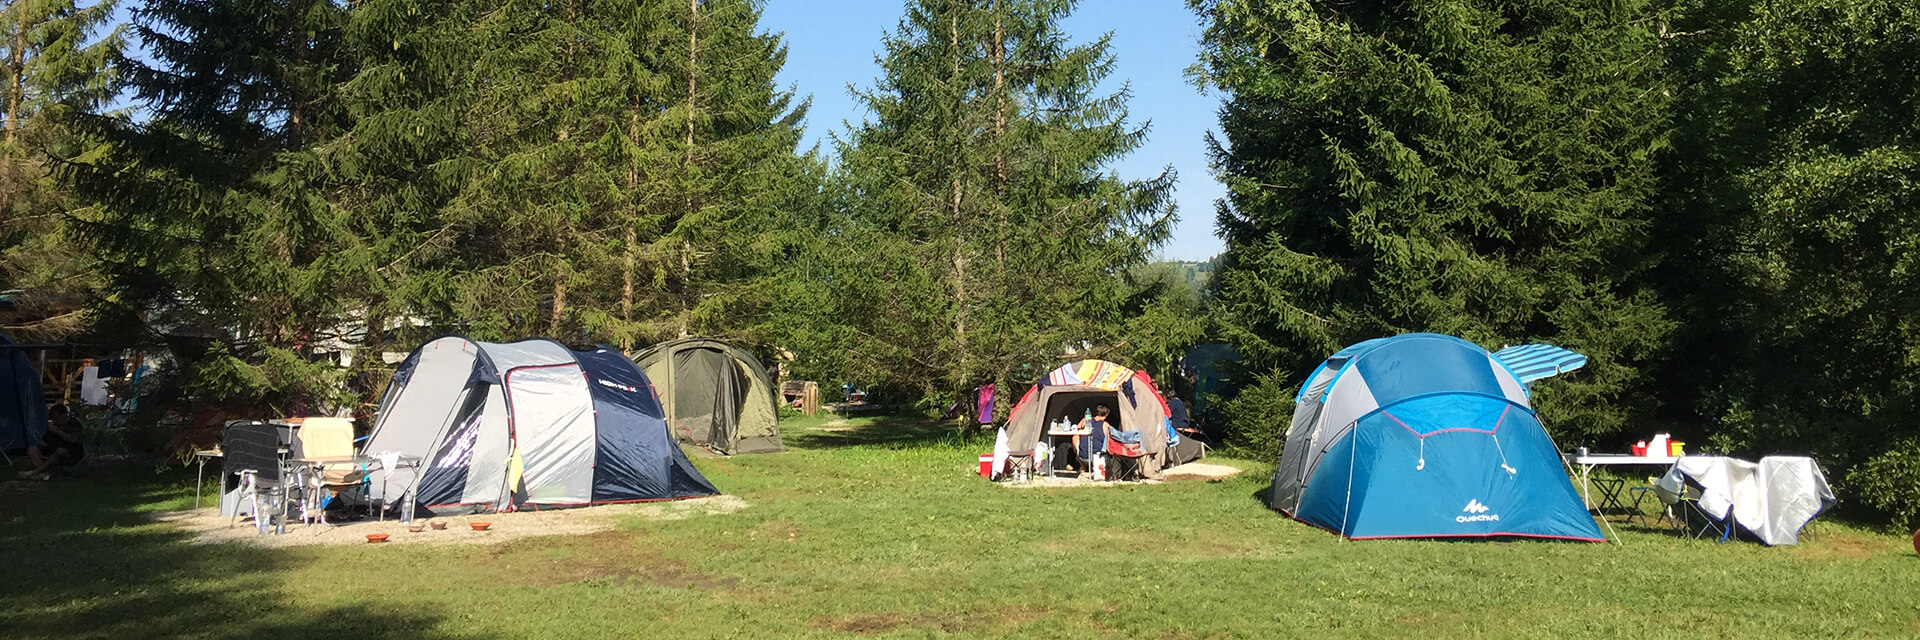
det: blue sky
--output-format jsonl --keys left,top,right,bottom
{"left": 760, "top": 0, "right": 1226, "bottom": 262}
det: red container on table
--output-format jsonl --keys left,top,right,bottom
{"left": 1631, "top": 442, "right": 1648, "bottom": 457}
{"left": 978, "top": 454, "right": 994, "bottom": 477}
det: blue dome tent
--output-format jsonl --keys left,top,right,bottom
{"left": 1269, "top": 333, "right": 1603, "bottom": 541}
{"left": 0, "top": 333, "right": 47, "bottom": 454}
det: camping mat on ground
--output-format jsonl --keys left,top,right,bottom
{"left": 1159, "top": 463, "right": 1244, "bottom": 481}
{"left": 151, "top": 495, "right": 748, "bottom": 547}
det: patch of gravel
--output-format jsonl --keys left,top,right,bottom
{"left": 1160, "top": 462, "right": 1245, "bottom": 481}
{"left": 151, "top": 494, "right": 749, "bottom": 548}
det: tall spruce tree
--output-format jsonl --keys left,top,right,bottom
{"left": 58, "top": 0, "right": 356, "bottom": 410}
{"left": 827, "top": 0, "right": 1173, "bottom": 413}
{"left": 338, "top": 0, "right": 806, "bottom": 349}
{"left": 0, "top": 0, "right": 119, "bottom": 339}
{"left": 1192, "top": 0, "right": 1673, "bottom": 450}
{"left": 608, "top": 0, "right": 809, "bottom": 348}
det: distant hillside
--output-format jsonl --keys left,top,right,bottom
{"left": 1163, "top": 258, "right": 1218, "bottom": 291}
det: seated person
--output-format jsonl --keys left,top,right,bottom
{"left": 1074, "top": 405, "right": 1116, "bottom": 465}
{"left": 1164, "top": 395, "right": 1205, "bottom": 465}
{"left": 18, "top": 405, "right": 85, "bottom": 480}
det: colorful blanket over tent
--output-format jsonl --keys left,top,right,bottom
{"left": 1046, "top": 360, "right": 1134, "bottom": 390}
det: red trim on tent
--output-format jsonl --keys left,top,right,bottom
{"left": 1348, "top": 532, "right": 1607, "bottom": 543}
{"left": 1009, "top": 384, "right": 1039, "bottom": 417}
{"left": 1280, "top": 507, "right": 1604, "bottom": 542}
{"left": 1131, "top": 370, "right": 1172, "bottom": 415}
{"left": 523, "top": 493, "right": 719, "bottom": 508}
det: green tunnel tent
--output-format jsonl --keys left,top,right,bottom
{"left": 630, "top": 338, "right": 782, "bottom": 455}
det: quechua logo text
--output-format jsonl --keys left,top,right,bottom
{"left": 1458, "top": 499, "right": 1499, "bottom": 523}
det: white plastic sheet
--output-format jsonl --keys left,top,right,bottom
{"left": 1661, "top": 456, "right": 1836, "bottom": 545}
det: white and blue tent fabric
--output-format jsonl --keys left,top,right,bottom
{"left": 1491, "top": 343, "right": 1588, "bottom": 384}
{"left": 1271, "top": 333, "right": 1603, "bottom": 541}
{"left": 364, "top": 336, "right": 717, "bottom": 515}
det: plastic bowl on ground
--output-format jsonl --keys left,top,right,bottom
{"left": 470, "top": 521, "right": 491, "bottom": 531}
{"left": 366, "top": 533, "right": 391, "bottom": 543}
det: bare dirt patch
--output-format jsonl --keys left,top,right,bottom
{"left": 1790, "top": 527, "right": 1892, "bottom": 561}
{"left": 150, "top": 494, "right": 748, "bottom": 548}
{"left": 1002, "top": 476, "right": 1164, "bottom": 489}
{"left": 812, "top": 605, "right": 1045, "bottom": 636}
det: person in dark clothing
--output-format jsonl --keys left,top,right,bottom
{"left": 18, "top": 405, "right": 85, "bottom": 480}
{"left": 1074, "top": 404, "right": 1113, "bottom": 468}
{"left": 1164, "top": 395, "right": 1207, "bottom": 466}
{"left": 1167, "top": 396, "right": 1191, "bottom": 434}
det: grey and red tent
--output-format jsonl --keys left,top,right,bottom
{"left": 364, "top": 336, "right": 716, "bottom": 515}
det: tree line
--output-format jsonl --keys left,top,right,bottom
{"left": 1195, "top": 0, "right": 1920, "bottom": 526}
{"left": 2, "top": 0, "right": 1916, "bottom": 523}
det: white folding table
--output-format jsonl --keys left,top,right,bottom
{"left": 1565, "top": 453, "right": 1679, "bottom": 512}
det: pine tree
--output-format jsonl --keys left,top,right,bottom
{"left": 1193, "top": 0, "right": 1673, "bottom": 446}
{"left": 601, "top": 0, "right": 810, "bottom": 349}
{"left": 336, "top": 0, "right": 807, "bottom": 348}
{"left": 58, "top": 0, "right": 356, "bottom": 411}
{"left": 827, "top": 0, "right": 1173, "bottom": 413}
{"left": 0, "top": 0, "right": 119, "bottom": 339}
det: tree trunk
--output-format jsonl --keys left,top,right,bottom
{"left": 622, "top": 106, "right": 639, "bottom": 350}
{"left": 550, "top": 232, "right": 570, "bottom": 334}
{"left": 686, "top": 0, "right": 698, "bottom": 158}
{"left": 680, "top": 0, "right": 699, "bottom": 339}
{"left": 948, "top": 12, "right": 969, "bottom": 384}
{"left": 990, "top": 2, "right": 1008, "bottom": 279}
{"left": 4, "top": 14, "right": 26, "bottom": 146}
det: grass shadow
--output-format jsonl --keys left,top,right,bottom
{"left": 0, "top": 461, "right": 488, "bottom": 640}
{"left": 783, "top": 413, "right": 980, "bottom": 451}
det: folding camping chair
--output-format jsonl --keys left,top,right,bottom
{"left": 1589, "top": 477, "right": 1629, "bottom": 515}
{"left": 1628, "top": 477, "right": 1673, "bottom": 528}
{"left": 1653, "top": 473, "right": 1729, "bottom": 541}
{"left": 1104, "top": 433, "right": 1147, "bottom": 482}
{"left": 1002, "top": 449, "right": 1034, "bottom": 482}
{"left": 223, "top": 421, "right": 294, "bottom": 534}
{"left": 291, "top": 418, "right": 370, "bottom": 528}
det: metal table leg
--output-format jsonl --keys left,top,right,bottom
{"left": 194, "top": 458, "right": 206, "bottom": 509}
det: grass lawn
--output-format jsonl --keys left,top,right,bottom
{"left": 3, "top": 413, "right": 1917, "bottom": 639}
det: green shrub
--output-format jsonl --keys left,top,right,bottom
{"left": 1847, "top": 440, "right": 1920, "bottom": 531}
{"left": 1212, "top": 369, "right": 1295, "bottom": 462}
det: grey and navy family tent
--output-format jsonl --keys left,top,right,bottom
{"left": 364, "top": 337, "right": 717, "bottom": 515}
{"left": 1271, "top": 333, "right": 1603, "bottom": 541}
{"left": 630, "top": 338, "right": 782, "bottom": 455}
{"left": 0, "top": 333, "right": 46, "bottom": 453}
